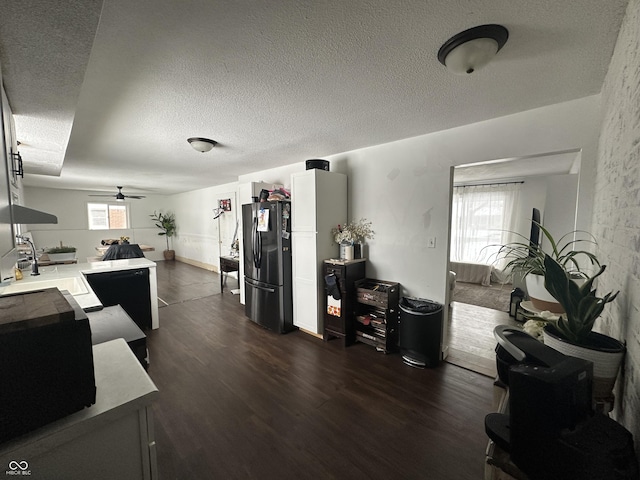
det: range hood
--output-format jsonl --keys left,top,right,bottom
{"left": 0, "top": 205, "right": 58, "bottom": 224}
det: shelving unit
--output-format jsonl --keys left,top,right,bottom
{"left": 322, "top": 258, "right": 366, "bottom": 346}
{"left": 354, "top": 279, "right": 399, "bottom": 353}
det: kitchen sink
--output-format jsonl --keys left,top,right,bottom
{"left": 1, "top": 276, "right": 89, "bottom": 296}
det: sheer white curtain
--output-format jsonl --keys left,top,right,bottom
{"left": 450, "top": 183, "right": 521, "bottom": 270}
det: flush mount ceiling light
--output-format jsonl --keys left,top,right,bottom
{"left": 187, "top": 137, "right": 218, "bottom": 153}
{"left": 437, "top": 24, "right": 509, "bottom": 75}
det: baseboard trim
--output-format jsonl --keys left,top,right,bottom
{"left": 174, "top": 256, "right": 216, "bottom": 272}
{"left": 298, "top": 328, "right": 323, "bottom": 339}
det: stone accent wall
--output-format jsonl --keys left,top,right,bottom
{"left": 593, "top": 0, "right": 640, "bottom": 455}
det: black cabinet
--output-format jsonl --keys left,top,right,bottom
{"left": 354, "top": 279, "right": 400, "bottom": 353}
{"left": 84, "top": 268, "right": 152, "bottom": 330}
{"left": 323, "top": 259, "right": 366, "bottom": 346}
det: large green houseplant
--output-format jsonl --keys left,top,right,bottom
{"left": 497, "top": 222, "right": 600, "bottom": 277}
{"left": 150, "top": 211, "right": 177, "bottom": 260}
{"left": 496, "top": 223, "right": 600, "bottom": 312}
{"left": 540, "top": 254, "right": 624, "bottom": 402}
{"left": 542, "top": 254, "right": 618, "bottom": 345}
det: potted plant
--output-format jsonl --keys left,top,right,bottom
{"left": 46, "top": 244, "right": 77, "bottom": 262}
{"left": 538, "top": 254, "right": 624, "bottom": 402}
{"left": 496, "top": 222, "right": 600, "bottom": 313}
{"left": 150, "top": 211, "right": 177, "bottom": 260}
{"left": 331, "top": 218, "right": 375, "bottom": 259}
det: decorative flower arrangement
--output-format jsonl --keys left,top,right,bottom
{"left": 332, "top": 218, "right": 375, "bottom": 245}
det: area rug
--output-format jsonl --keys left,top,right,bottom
{"left": 453, "top": 282, "right": 512, "bottom": 312}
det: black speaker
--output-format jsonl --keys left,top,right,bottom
{"left": 305, "top": 159, "right": 329, "bottom": 171}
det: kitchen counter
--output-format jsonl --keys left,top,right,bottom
{"left": 0, "top": 338, "right": 159, "bottom": 479}
{"left": 0, "top": 258, "right": 160, "bottom": 329}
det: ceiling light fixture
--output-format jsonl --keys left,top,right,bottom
{"left": 187, "top": 137, "right": 218, "bottom": 153}
{"left": 437, "top": 24, "right": 509, "bottom": 75}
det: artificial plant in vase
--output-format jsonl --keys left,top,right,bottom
{"left": 150, "top": 211, "right": 177, "bottom": 260}
{"left": 331, "top": 218, "right": 374, "bottom": 259}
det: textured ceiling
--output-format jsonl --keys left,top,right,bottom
{"left": 0, "top": 0, "right": 630, "bottom": 195}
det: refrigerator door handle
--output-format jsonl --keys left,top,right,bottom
{"left": 246, "top": 280, "right": 275, "bottom": 293}
{"left": 257, "top": 224, "right": 262, "bottom": 268}
{"left": 252, "top": 216, "right": 259, "bottom": 269}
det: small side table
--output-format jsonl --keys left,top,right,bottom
{"left": 219, "top": 256, "right": 239, "bottom": 293}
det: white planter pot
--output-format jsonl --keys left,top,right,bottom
{"left": 543, "top": 325, "right": 625, "bottom": 401}
{"left": 525, "top": 274, "right": 563, "bottom": 313}
{"left": 47, "top": 252, "right": 77, "bottom": 262}
{"left": 525, "top": 274, "right": 585, "bottom": 314}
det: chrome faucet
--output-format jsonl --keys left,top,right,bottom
{"left": 16, "top": 235, "right": 39, "bottom": 276}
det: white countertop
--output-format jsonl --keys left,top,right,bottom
{"left": 0, "top": 338, "right": 159, "bottom": 458}
{"left": 0, "top": 258, "right": 157, "bottom": 311}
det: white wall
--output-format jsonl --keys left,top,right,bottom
{"left": 167, "top": 183, "right": 239, "bottom": 270}
{"left": 542, "top": 174, "right": 579, "bottom": 241}
{"left": 514, "top": 174, "right": 579, "bottom": 247}
{"left": 321, "top": 96, "right": 601, "bottom": 303}
{"left": 21, "top": 94, "right": 601, "bottom": 306}
{"left": 226, "top": 97, "right": 599, "bottom": 306}
{"left": 23, "top": 187, "right": 170, "bottom": 262}
{"left": 88, "top": 96, "right": 598, "bottom": 307}
{"left": 591, "top": 0, "right": 640, "bottom": 454}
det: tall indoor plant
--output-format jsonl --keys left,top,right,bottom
{"left": 496, "top": 222, "right": 600, "bottom": 312}
{"left": 540, "top": 254, "right": 624, "bottom": 402}
{"left": 150, "top": 211, "right": 177, "bottom": 261}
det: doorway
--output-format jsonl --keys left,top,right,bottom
{"left": 446, "top": 150, "right": 581, "bottom": 376}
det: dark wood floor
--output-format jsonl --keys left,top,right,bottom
{"left": 146, "top": 261, "right": 495, "bottom": 480}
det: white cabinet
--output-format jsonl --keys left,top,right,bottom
{"left": 291, "top": 169, "right": 347, "bottom": 334}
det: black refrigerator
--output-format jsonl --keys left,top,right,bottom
{"left": 242, "top": 201, "right": 295, "bottom": 333}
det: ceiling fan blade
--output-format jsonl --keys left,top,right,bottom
{"left": 89, "top": 187, "right": 145, "bottom": 199}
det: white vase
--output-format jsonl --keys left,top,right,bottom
{"left": 543, "top": 325, "right": 625, "bottom": 401}
{"left": 339, "top": 243, "right": 353, "bottom": 260}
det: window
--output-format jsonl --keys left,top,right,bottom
{"left": 87, "top": 203, "right": 129, "bottom": 230}
{"left": 450, "top": 183, "right": 521, "bottom": 268}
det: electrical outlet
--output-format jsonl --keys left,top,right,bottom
{"left": 427, "top": 237, "right": 436, "bottom": 248}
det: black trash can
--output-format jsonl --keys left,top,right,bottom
{"left": 399, "top": 297, "right": 443, "bottom": 368}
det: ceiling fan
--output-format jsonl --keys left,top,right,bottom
{"left": 89, "top": 186, "right": 146, "bottom": 201}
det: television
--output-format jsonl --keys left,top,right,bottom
{"left": 528, "top": 208, "right": 541, "bottom": 256}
